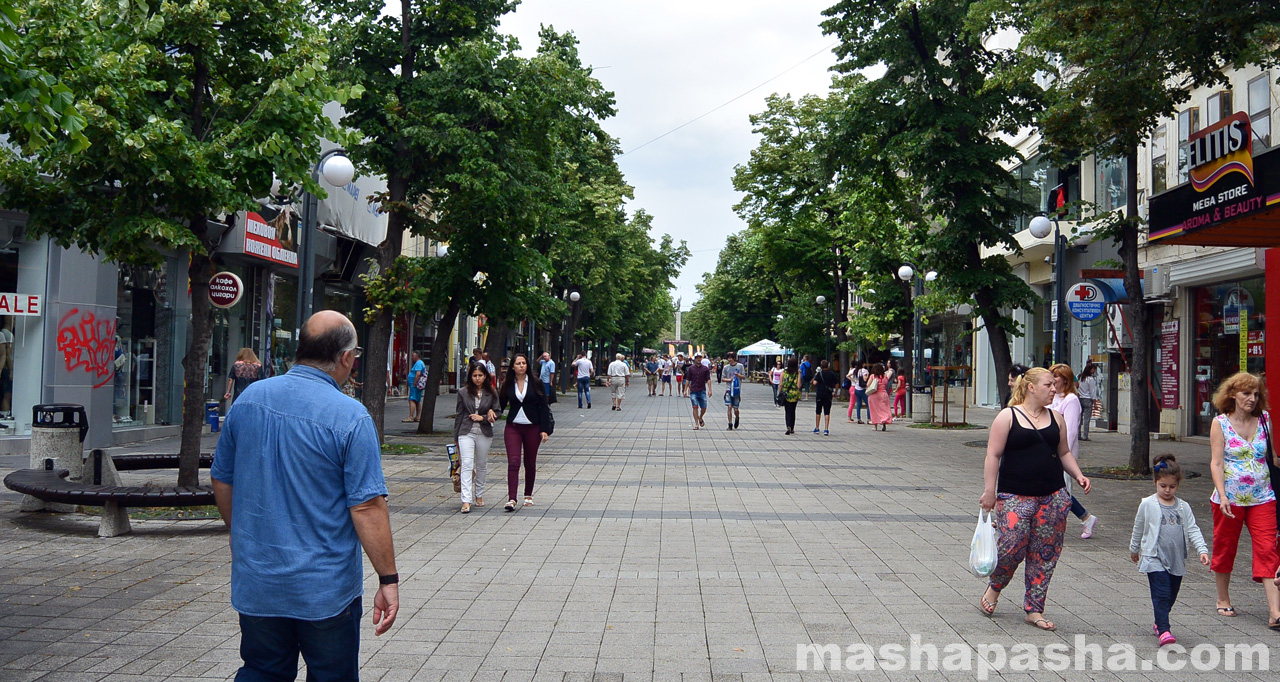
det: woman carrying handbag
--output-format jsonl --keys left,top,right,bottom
{"left": 454, "top": 362, "right": 499, "bottom": 514}
{"left": 499, "top": 354, "right": 554, "bottom": 511}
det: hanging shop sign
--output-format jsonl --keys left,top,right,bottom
{"left": 0, "top": 293, "right": 41, "bottom": 316}
{"left": 1066, "top": 282, "right": 1104, "bottom": 321}
{"left": 1149, "top": 112, "right": 1280, "bottom": 246}
{"left": 209, "top": 272, "right": 244, "bottom": 308}
{"left": 244, "top": 212, "right": 298, "bottom": 268}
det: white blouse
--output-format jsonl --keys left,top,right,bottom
{"left": 513, "top": 380, "right": 533, "bottom": 425}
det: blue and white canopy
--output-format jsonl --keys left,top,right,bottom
{"left": 737, "top": 339, "right": 792, "bottom": 356}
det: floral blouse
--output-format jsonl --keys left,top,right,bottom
{"left": 1211, "top": 411, "right": 1275, "bottom": 507}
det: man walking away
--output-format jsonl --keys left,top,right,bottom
{"left": 811, "top": 359, "right": 838, "bottom": 435}
{"left": 572, "top": 353, "right": 593, "bottom": 409}
{"left": 799, "top": 354, "right": 812, "bottom": 401}
{"left": 722, "top": 351, "right": 745, "bottom": 430}
{"left": 686, "top": 352, "right": 712, "bottom": 429}
{"left": 608, "top": 353, "right": 630, "bottom": 411}
{"left": 212, "top": 311, "right": 398, "bottom": 681}
{"left": 405, "top": 351, "right": 425, "bottom": 422}
{"left": 644, "top": 355, "right": 659, "bottom": 396}
{"left": 538, "top": 351, "right": 556, "bottom": 402}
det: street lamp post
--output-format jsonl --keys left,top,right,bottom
{"left": 1029, "top": 214, "right": 1067, "bottom": 364}
{"left": 815, "top": 295, "right": 831, "bottom": 364}
{"left": 296, "top": 149, "right": 356, "bottom": 332}
{"left": 560, "top": 289, "right": 581, "bottom": 393}
{"left": 896, "top": 264, "right": 938, "bottom": 419}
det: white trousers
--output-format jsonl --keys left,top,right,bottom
{"left": 458, "top": 432, "right": 491, "bottom": 503}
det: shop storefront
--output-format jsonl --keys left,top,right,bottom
{"left": 0, "top": 221, "right": 48, "bottom": 437}
{"left": 1149, "top": 110, "right": 1280, "bottom": 436}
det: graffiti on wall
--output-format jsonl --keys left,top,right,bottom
{"left": 56, "top": 308, "right": 118, "bottom": 388}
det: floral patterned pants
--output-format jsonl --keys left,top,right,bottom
{"left": 988, "top": 488, "right": 1070, "bottom": 614}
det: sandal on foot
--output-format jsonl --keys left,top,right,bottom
{"left": 1025, "top": 616, "right": 1056, "bottom": 631}
{"left": 460, "top": 503, "right": 471, "bottom": 514}
{"left": 1269, "top": 617, "right": 1280, "bottom": 630}
{"left": 402, "top": 418, "right": 416, "bottom": 423}
{"left": 978, "top": 588, "right": 998, "bottom": 616}
{"left": 476, "top": 498, "right": 484, "bottom": 507}
{"left": 504, "top": 500, "right": 516, "bottom": 512}
{"left": 524, "top": 497, "right": 534, "bottom": 507}
{"left": 1216, "top": 606, "right": 1237, "bottom": 617}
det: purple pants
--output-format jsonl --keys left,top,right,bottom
{"left": 504, "top": 422, "right": 541, "bottom": 502}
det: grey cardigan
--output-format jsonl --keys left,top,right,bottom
{"left": 453, "top": 389, "right": 500, "bottom": 439}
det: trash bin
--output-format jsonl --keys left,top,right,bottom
{"left": 22, "top": 404, "right": 89, "bottom": 512}
{"left": 206, "top": 401, "right": 221, "bottom": 432}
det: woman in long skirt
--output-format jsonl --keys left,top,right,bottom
{"left": 867, "top": 363, "right": 893, "bottom": 431}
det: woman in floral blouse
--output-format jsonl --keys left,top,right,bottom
{"left": 1208, "top": 372, "right": 1280, "bottom": 627}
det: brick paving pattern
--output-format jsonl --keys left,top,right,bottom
{"left": 0, "top": 381, "right": 1275, "bottom": 680}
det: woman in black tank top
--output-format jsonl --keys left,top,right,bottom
{"left": 977, "top": 368, "right": 1092, "bottom": 632}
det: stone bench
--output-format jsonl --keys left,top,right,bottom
{"left": 3, "top": 452, "right": 215, "bottom": 537}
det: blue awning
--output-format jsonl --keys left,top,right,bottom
{"left": 1085, "top": 278, "right": 1144, "bottom": 304}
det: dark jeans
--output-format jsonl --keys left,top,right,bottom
{"left": 504, "top": 421, "right": 541, "bottom": 501}
{"left": 1070, "top": 495, "right": 1088, "bottom": 520}
{"left": 1147, "top": 571, "right": 1183, "bottom": 634}
{"left": 576, "top": 377, "right": 591, "bottom": 407}
{"left": 236, "top": 597, "right": 360, "bottom": 682}
{"left": 783, "top": 400, "right": 798, "bottom": 431}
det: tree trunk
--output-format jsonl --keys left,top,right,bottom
{"left": 179, "top": 240, "right": 214, "bottom": 487}
{"left": 1123, "top": 152, "right": 1150, "bottom": 474}
{"left": 836, "top": 275, "right": 850, "bottom": 375}
{"left": 416, "top": 296, "right": 463, "bottom": 434}
{"left": 484, "top": 316, "right": 508, "bottom": 363}
{"left": 360, "top": 173, "right": 408, "bottom": 440}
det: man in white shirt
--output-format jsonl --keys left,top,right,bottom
{"left": 607, "top": 353, "right": 631, "bottom": 411}
{"left": 657, "top": 355, "right": 672, "bottom": 396}
{"left": 572, "top": 353, "right": 593, "bottom": 409}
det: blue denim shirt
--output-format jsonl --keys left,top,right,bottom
{"left": 211, "top": 365, "right": 388, "bottom": 620}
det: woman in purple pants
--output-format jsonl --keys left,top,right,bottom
{"left": 498, "top": 354, "right": 554, "bottom": 512}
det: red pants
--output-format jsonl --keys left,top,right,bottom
{"left": 503, "top": 422, "right": 541, "bottom": 502}
{"left": 1211, "top": 500, "right": 1280, "bottom": 582}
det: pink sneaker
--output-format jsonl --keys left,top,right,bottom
{"left": 1159, "top": 631, "right": 1177, "bottom": 646}
{"left": 1081, "top": 515, "right": 1099, "bottom": 539}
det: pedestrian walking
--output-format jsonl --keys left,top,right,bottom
{"left": 644, "top": 355, "right": 659, "bottom": 396}
{"left": 1129, "top": 454, "right": 1210, "bottom": 646}
{"left": 979, "top": 367, "right": 1091, "bottom": 632}
{"left": 1050, "top": 363, "right": 1100, "bottom": 538}
{"left": 799, "top": 354, "right": 812, "bottom": 400}
{"left": 608, "top": 353, "right": 630, "bottom": 411}
{"left": 721, "top": 351, "right": 745, "bottom": 430}
{"left": 538, "top": 351, "right": 556, "bottom": 402}
{"left": 499, "top": 354, "right": 553, "bottom": 511}
{"left": 223, "top": 347, "right": 265, "bottom": 408}
{"left": 572, "top": 352, "right": 593, "bottom": 409}
{"left": 769, "top": 359, "right": 784, "bottom": 407}
{"left": 1077, "top": 362, "right": 1099, "bottom": 441}
{"left": 686, "top": 352, "right": 712, "bottom": 429}
{"left": 211, "top": 311, "right": 399, "bottom": 679}
{"left": 847, "top": 361, "right": 868, "bottom": 423}
{"left": 892, "top": 360, "right": 908, "bottom": 419}
{"left": 1004, "top": 363, "right": 1029, "bottom": 409}
{"left": 810, "top": 359, "right": 838, "bottom": 435}
{"left": 405, "top": 351, "right": 425, "bottom": 422}
{"left": 779, "top": 358, "right": 800, "bottom": 435}
{"left": 674, "top": 354, "right": 686, "bottom": 397}
{"left": 866, "top": 363, "right": 893, "bottom": 431}
{"left": 454, "top": 362, "right": 499, "bottom": 514}
{"left": 1206, "top": 371, "right": 1280, "bottom": 626}
{"left": 659, "top": 355, "right": 672, "bottom": 396}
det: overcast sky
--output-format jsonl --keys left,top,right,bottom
{"left": 499, "top": 1, "right": 840, "bottom": 309}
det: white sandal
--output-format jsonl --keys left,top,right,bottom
{"left": 524, "top": 497, "right": 534, "bottom": 506}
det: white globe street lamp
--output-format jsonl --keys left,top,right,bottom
{"left": 897, "top": 264, "right": 915, "bottom": 281}
{"left": 320, "top": 154, "right": 355, "bottom": 187}
{"left": 925, "top": 271, "right": 939, "bottom": 282}
{"left": 569, "top": 291, "right": 581, "bottom": 303}
{"left": 1028, "top": 215, "right": 1053, "bottom": 239}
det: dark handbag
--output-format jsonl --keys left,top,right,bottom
{"left": 1262, "top": 414, "right": 1279, "bottom": 529}
{"left": 544, "top": 402, "right": 555, "bottom": 435}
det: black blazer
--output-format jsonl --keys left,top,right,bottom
{"left": 499, "top": 378, "right": 553, "bottom": 434}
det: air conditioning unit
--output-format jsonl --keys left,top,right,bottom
{"left": 1146, "top": 266, "right": 1171, "bottom": 299}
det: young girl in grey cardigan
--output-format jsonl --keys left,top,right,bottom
{"left": 1130, "top": 454, "right": 1210, "bottom": 646}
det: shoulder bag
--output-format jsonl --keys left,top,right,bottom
{"left": 1262, "top": 412, "right": 1279, "bottom": 529}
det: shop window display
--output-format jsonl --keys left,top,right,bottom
{"left": 114, "top": 265, "right": 166, "bottom": 427}
{"left": 1192, "top": 278, "right": 1266, "bottom": 436}
{"left": 0, "top": 241, "right": 47, "bottom": 436}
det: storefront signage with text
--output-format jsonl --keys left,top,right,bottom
{"left": 209, "top": 272, "right": 244, "bottom": 308}
{"left": 0, "top": 293, "right": 41, "bottom": 316}
{"left": 244, "top": 212, "right": 298, "bottom": 268}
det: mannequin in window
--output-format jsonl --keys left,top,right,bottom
{"left": 0, "top": 316, "right": 12, "bottom": 419}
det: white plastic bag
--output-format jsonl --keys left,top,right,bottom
{"left": 969, "top": 508, "right": 998, "bottom": 578}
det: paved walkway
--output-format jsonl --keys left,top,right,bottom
{"left": 0, "top": 380, "right": 1275, "bottom": 680}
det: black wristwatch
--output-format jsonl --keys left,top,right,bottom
{"left": 378, "top": 573, "right": 399, "bottom": 585}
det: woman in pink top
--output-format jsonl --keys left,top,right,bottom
{"left": 769, "top": 359, "right": 784, "bottom": 407}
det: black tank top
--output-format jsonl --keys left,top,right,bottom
{"left": 997, "top": 408, "right": 1066, "bottom": 496}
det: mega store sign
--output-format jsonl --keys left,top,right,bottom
{"left": 243, "top": 212, "right": 298, "bottom": 268}
{"left": 1149, "top": 112, "right": 1280, "bottom": 246}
